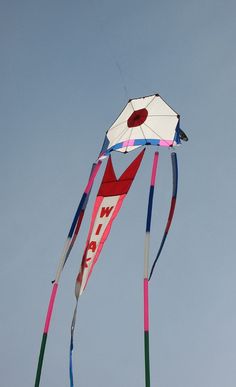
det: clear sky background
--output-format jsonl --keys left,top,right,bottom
{"left": 1, "top": 1, "right": 236, "bottom": 386}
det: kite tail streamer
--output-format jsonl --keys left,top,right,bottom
{"left": 69, "top": 301, "right": 78, "bottom": 387}
{"left": 143, "top": 151, "right": 159, "bottom": 387}
{"left": 34, "top": 160, "right": 102, "bottom": 387}
{"left": 149, "top": 152, "right": 178, "bottom": 280}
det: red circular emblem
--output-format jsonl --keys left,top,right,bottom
{"left": 127, "top": 108, "right": 148, "bottom": 128}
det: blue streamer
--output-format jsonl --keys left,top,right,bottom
{"left": 149, "top": 152, "right": 178, "bottom": 280}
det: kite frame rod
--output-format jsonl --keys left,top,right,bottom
{"left": 143, "top": 151, "right": 159, "bottom": 387}
{"left": 34, "top": 160, "right": 102, "bottom": 387}
{"left": 149, "top": 152, "right": 178, "bottom": 280}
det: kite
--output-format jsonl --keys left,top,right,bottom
{"left": 34, "top": 93, "right": 187, "bottom": 387}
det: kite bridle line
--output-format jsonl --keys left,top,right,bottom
{"left": 34, "top": 159, "right": 102, "bottom": 387}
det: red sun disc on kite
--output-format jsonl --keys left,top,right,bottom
{"left": 127, "top": 108, "right": 148, "bottom": 128}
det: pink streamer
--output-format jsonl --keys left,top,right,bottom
{"left": 84, "top": 161, "right": 102, "bottom": 194}
{"left": 143, "top": 278, "right": 149, "bottom": 332}
{"left": 44, "top": 283, "right": 58, "bottom": 333}
{"left": 151, "top": 152, "right": 159, "bottom": 186}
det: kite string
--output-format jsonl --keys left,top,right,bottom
{"left": 143, "top": 151, "right": 159, "bottom": 387}
{"left": 149, "top": 152, "right": 178, "bottom": 280}
{"left": 115, "top": 60, "right": 129, "bottom": 101}
{"left": 96, "top": 18, "right": 130, "bottom": 102}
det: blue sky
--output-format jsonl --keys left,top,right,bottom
{"left": 1, "top": 1, "right": 236, "bottom": 386}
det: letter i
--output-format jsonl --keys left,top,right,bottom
{"left": 95, "top": 224, "right": 102, "bottom": 235}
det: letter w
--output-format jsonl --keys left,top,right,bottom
{"left": 100, "top": 206, "right": 114, "bottom": 218}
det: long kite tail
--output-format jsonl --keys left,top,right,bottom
{"left": 69, "top": 301, "right": 78, "bottom": 387}
{"left": 143, "top": 151, "right": 159, "bottom": 387}
{"left": 34, "top": 160, "right": 102, "bottom": 387}
{"left": 149, "top": 152, "right": 178, "bottom": 281}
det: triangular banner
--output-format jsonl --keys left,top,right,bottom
{"left": 75, "top": 149, "right": 145, "bottom": 297}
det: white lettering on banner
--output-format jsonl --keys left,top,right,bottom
{"left": 80, "top": 196, "right": 120, "bottom": 291}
